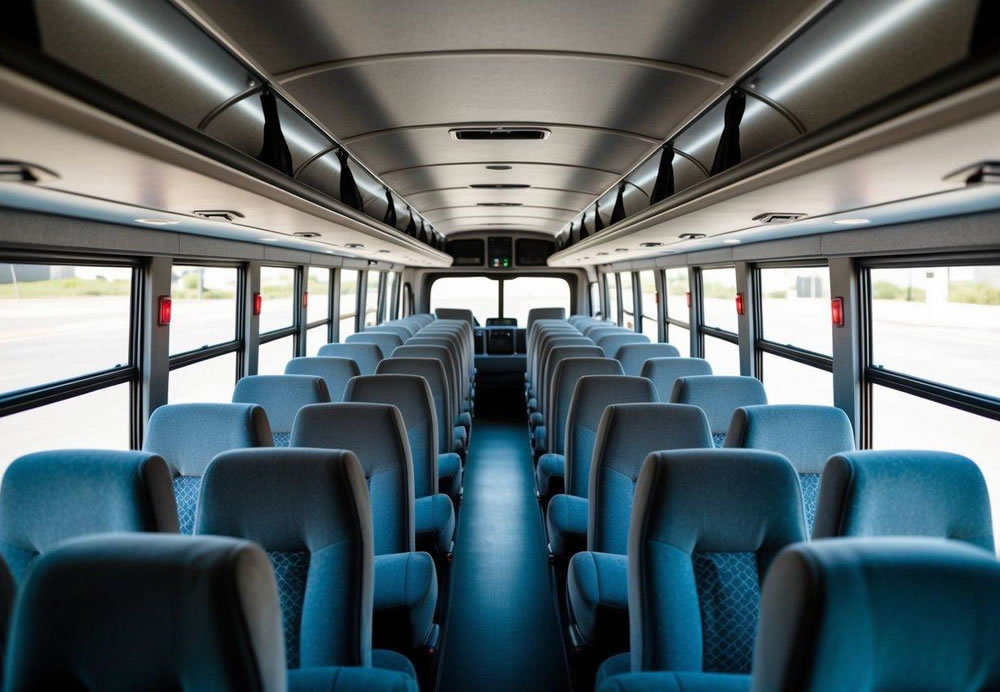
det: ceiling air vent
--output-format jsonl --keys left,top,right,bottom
{"left": 193, "top": 209, "right": 245, "bottom": 222}
{"left": 640, "top": 241, "right": 664, "bottom": 248}
{"left": 477, "top": 202, "right": 523, "bottom": 207}
{"left": 752, "top": 212, "right": 807, "bottom": 224}
{"left": 293, "top": 231, "right": 321, "bottom": 238}
{"left": 0, "top": 160, "right": 59, "bottom": 183}
{"left": 944, "top": 161, "right": 1000, "bottom": 185}
{"left": 452, "top": 128, "right": 550, "bottom": 141}
{"left": 469, "top": 183, "right": 530, "bottom": 189}
{"left": 678, "top": 233, "right": 707, "bottom": 240}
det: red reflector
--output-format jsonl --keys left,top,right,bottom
{"left": 735, "top": 293, "right": 745, "bottom": 316}
{"left": 303, "top": 291, "right": 309, "bottom": 309}
{"left": 831, "top": 297, "right": 845, "bottom": 327}
{"left": 685, "top": 291, "right": 691, "bottom": 308}
{"left": 157, "top": 296, "right": 172, "bottom": 325}
{"left": 253, "top": 292, "right": 262, "bottom": 316}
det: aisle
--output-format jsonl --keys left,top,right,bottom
{"left": 435, "top": 418, "right": 571, "bottom": 692}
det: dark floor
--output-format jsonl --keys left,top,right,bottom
{"left": 435, "top": 416, "right": 571, "bottom": 692}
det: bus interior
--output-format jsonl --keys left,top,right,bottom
{"left": 0, "top": 1, "right": 999, "bottom": 690}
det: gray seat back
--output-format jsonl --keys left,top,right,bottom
{"left": 392, "top": 344, "right": 460, "bottom": 420}
{"left": 596, "top": 332, "right": 649, "bottom": 358}
{"left": 317, "top": 342, "right": 383, "bottom": 375}
{"left": 640, "top": 357, "right": 713, "bottom": 401}
{"left": 377, "top": 357, "right": 454, "bottom": 454}
{"left": 346, "top": 331, "right": 405, "bottom": 358}
{"left": 344, "top": 374, "right": 439, "bottom": 498}
{"left": 546, "top": 357, "right": 624, "bottom": 454}
{"left": 670, "top": 375, "right": 767, "bottom": 445}
{"left": 812, "top": 450, "right": 994, "bottom": 549}
{"left": 291, "top": 403, "right": 415, "bottom": 556}
{"left": 565, "top": 375, "right": 658, "bottom": 499}
{"left": 4, "top": 534, "right": 286, "bottom": 691}
{"left": 197, "top": 448, "right": 373, "bottom": 670}
{"left": 0, "top": 450, "right": 178, "bottom": 583}
{"left": 527, "top": 307, "right": 567, "bottom": 332}
{"left": 540, "top": 345, "right": 604, "bottom": 420}
{"left": 285, "top": 357, "right": 360, "bottom": 402}
{"left": 233, "top": 375, "right": 331, "bottom": 446}
{"left": 589, "top": 403, "right": 714, "bottom": 554}
{"left": 615, "top": 343, "right": 681, "bottom": 376}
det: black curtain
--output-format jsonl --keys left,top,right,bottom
{"left": 337, "top": 148, "right": 364, "bottom": 212}
{"left": 971, "top": 0, "right": 1000, "bottom": 59}
{"left": 257, "top": 90, "right": 293, "bottom": 177}
{"left": 710, "top": 90, "right": 745, "bottom": 176}
{"left": 404, "top": 207, "right": 417, "bottom": 237}
{"left": 418, "top": 219, "right": 429, "bottom": 244}
{"left": 383, "top": 189, "right": 397, "bottom": 227}
{"left": 3, "top": 1, "right": 41, "bottom": 47}
{"left": 579, "top": 214, "right": 589, "bottom": 240}
{"left": 610, "top": 183, "right": 627, "bottom": 224}
{"left": 650, "top": 144, "right": 676, "bottom": 204}
{"left": 593, "top": 202, "right": 604, "bottom": 232}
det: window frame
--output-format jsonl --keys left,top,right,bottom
{"left": 753, "top": 262, "right": 834, "bottom": 390}
{"left": 338, "top": 268, "right": 361, "bottom": 337}
{"left": 638, "top": 269, "right": 658, "bottom": 338}
{"left": 859, "top": 254, "right": 1000, "bottom": 447}
{"left": 696, "top": 265, "right": 739, "bottom": 354}
{"left": 305, "top": 265, "right": 334, "bottom": 348}
{"left": 662, "top": 267, "right": 691, "bottom": 347}
{"left": 257, "top": 264, "right": 301, "bottom": 356}
{"left": 0, "top": 253, "right": 144, "bottom": 447}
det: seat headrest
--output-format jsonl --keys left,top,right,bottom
{"left": 391, "top": 344, "right": 450, "bottom": 364}
{"left": 346, "top": 331, "right": 404, "bottom": 353}
{"left": 285, "top": 357, "right": 361, "bottom": 402}
{"left": 0, "top": 450, "right": 179, "bottom": 582}
{"left": 434, "top": 308, "right": 473, "bottom": 325}
{"left": 614, "top": 343, "right": 681, "bottom": 376}
{"left": 527, "top": 307, "right": 566, "bottom": 331}
{"left": 317, "top": 343, "right": 383, "bottom": 375}
{"left": 595, "top": 333, "right": 650, "bottom": 358}
{"left": 4, "top": 533, "right": 285, "bottom": 691}
{"left": 725, "top": 405, "right": 855, "bottom": 474}
{"left": 813, "top": 450, "right": 994, "bottom": 550}
{"left": 753, "top": 537, "right": 1000, "bottom": 692}
{"left": 233, "top": 375, "right": 331, "bottom": 433}
{"left": 569, "top": 375, "right": 659, "bottom": 429}
{"left": 144, "top": 403, "right": 272, "bottom": 477}
{"left": 670, "top": 375, "right": 768, "bottom": 434}
{"left": 376, "top": 357, "right": 448, "bottom": 396}
{"left": 640, "top": 357, "right": 713, "bottom": 400}
{"left": 631, "top": 448, "right": 807, "bottom": 554}
{"left": 291, "top": 403, "right": 413, "bottom": 555}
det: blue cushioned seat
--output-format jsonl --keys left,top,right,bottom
{"left": 752, "top": 538, "right": 1000, "bottom": 691}
{"left": 615, "top": 343, "right": 681, "bottom": 376}
{"left": 144, "top": 402, "right": 272, "bottom": 534}
{"left": 291, "top": 403, "right": 438, "bottom": 652}
{"left": 670, "top": 376, "right": 767, "bottom": 447}
{"left": 0, "top": 555, "right": 12, "bottom": 674}
{"left": 640, "top": 357, "right": 713, "bottom": 402}
{"left": 346, "top": 331, "right": 404, "bottom": 359}
{"left": 233, "top": 375, "right": 331, "bottom": 446}
{"left": 285, "top": 356, "right": 361, "bottom": 402}
{"left": 598, "top": 671, "right": 748, "bottom": 692}
{"left": 542, "top": 375, "right": 658, "bottom": 558}
{"left": 288, "top": 666, "right": 417, "bottom": 691}
{"left": 596, "top": 333, "right": 650, "bottom": 358}
{"left": 725, "top": 405, "right": 854, "bottom": 534}
{"left": 4, "top": 534, "right": 288, "bottom": 691}
{"left": 318, "top": 342, "right": 384, "bottom": 375}
{"left": 567, "top": 403, "right": 714, "bottom": 647}
{"left": 527, "top": 307, "right": 567, "bottom": 332}
{"left": 0, "top": 450, "right": 179, "bottom": 583}
{"left": 364, "top": 324, "right": 415, "bottom": 340}
{"left": 813, "top": 450, "right": 994, "bottom": 549}
{"left": 607, "top": 449, "right": 807, "bottom": 680}
{"left": 392, "top": 344, "right": 467, "bottom": 447}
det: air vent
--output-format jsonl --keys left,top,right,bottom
{"left": 679, "top": 233, "right": 707, "bottom": 240}
{"left": 477, "top": 202, "right": 523, "bottom": 207}
{"left": 640, "top": 241, "right": 664, "bottom": 247}
{"left": 193, "top": 209, "right": 245, "bottom": 222}
{"left": 944, "top": 161, "right": 1000, "bottom": 185}
{"left": 0, "top": 160, "right": 58, "bottom": 183}
{"left": 485, "top": 165, "right": 513, "bottom": 171}
{"left": 344, "top": 242, "right": 365, "bottom": 249}
{"left": 452, "top": 128, "right": 549, "bottom": 141}
{"left": 752, "top": 212, "right": 807, "bottom": 224}
{"left": 293, "top": 231, "right": 321, "bottom": 238}
{"left": 469, "top": 183, "right": 530, "bottom": 189}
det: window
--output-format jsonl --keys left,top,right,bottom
{"left": 339, "top": 269, "right": 359, "bottom": 338}
{"left": 756, "top": 266, "right": 833, "bottom": 405}
{"left": 257, "top": 266, "right": 299, "bottom": 374}
{"left": 620, "top": 272, "right": 635, "bottom": 330}
{"left": 306, "top": 267, "right": 331, "bottom": 356}
{"left": 0, "top": 261, "right": 138, "bottom": 471}
{"left": 431, "top": 276, "right": 498, "bottom": 326}
{"left": 168, "top": 264, "right": 241, "bottom": 402}
{"left": 607, "top": 274, "right": 619, "bottom": 325}
{"left": 639, "top": 270, "right": 658, "bottom": 339}
{"left": 865, "top": 263, "right": 1000, "bottom": 540}
{"left": 364, "top": 271, "right": 380, "bottom": 327}
{"left": 257, "top": 336, "right": 296, "bottom": 375}
{"left": 589, "top": 281, "right": 601, "bottom": 317}
{"left": 664, "top": 267, "right": 690, "bottom": 357}
{"left": 699, "top": 267, "right": 739, "bottom": 373}
{"left": 502, "top": 277, "right": 571, "bottom": 327}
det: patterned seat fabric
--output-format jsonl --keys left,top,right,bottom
{"left": 270, "top": 551, "right": 311, "bottom": 668}
{"left": 233, "top": 375, "right": 331, "bottom": 449}
{"left": 693, "top": 552, "right": 760, "bottom": 673}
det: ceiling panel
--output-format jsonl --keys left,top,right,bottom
{"left": 408, "top": 187, "right": 596, "bottom": 212}
{"left": 381, "top": 163, "right": 620, "bottom": 198}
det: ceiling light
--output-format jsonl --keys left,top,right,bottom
{"left": 477, "top": 202, "right": 523, "bottom": 207}
{"left": 485, "top": 165, "right": 513, "bottom": 171}
{"left": 469, "top": 183, "right": 529, "bottom": 189}
{"left": 615, "top": 248, "right": 628, "bottom": 252}
{"left": 833, "top": 218, "right": 870, "bottom": 225}
{"left": 723, "top": 238, "right": 741, "bottom": 244}
{"left": 262, "top": 238, "right": 279, "bottom": 242}
{"left": 377, "top": 249, "right": 390, "bottom": 254}
{"left": 135, "top": 218, "right": 178, "bottom": 226}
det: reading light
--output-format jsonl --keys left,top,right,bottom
{"left": 831, "top": 297, "right": 845, "bottom": 327}
{"left": 735, "top": 293, "right": 745, "bottom": 316}
{"left": 135, "top": 218, "right": 178, "bottom": 226}
{"left": 723, "top": 238, "right": 741, "bottom": 245}
{"left": 833, "top": 218, "right": 870, "bottom": 226}
{"left": 253, "top": 293, "right": 262, "bottom": 316}
{"left": 157, "top": 296, "right": 172, "bottom": 325}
